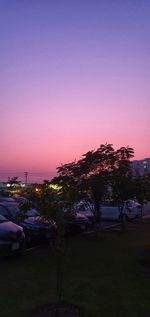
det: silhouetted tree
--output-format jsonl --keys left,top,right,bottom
{"left": 52, "top": 143, "right": 134, "bottom": 227}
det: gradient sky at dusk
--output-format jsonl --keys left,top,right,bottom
{"left": 1, "top": 1, "right": 150, "bottom": 182}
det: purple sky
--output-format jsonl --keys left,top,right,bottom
{"left": 1, "top": 1, "right": 150, "bottom": 182}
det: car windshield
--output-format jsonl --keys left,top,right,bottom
{"left": 0, "top": 214, "right": 7, "bottom": 223}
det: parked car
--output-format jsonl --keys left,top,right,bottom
{"left": 25, "top": 207, "right": 89, "bottom": 238}
{"left": 73, "top": 201, "right": 94, "bottom": 225}
{"left": 0, "top": 197, "right": 17, "bottom": 204}
{"left": 13, "top": 196, "right": 29, "bottom": 206}
{"left": 75, "top": 199, "right": 144, "bottom": 223}
{"left": 64, "top": 211, "right": 89, "bottom": 235}
{"left": 19, "top": 211, "right": 57, "bottom": 245}
{"left": 0, "top": 203, "right": 20, "bottom": 221}
{"left": 0, "top": 204, "right": 57, "bottom": 246}
{"left": 0, "top": 214, "right": 25, "bottom": 257}
{"left": 100, "top": 200, "right": 142, "bottom": 222}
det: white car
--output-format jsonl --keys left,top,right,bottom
{"left": 76, "top": 199, "right": 143, "bottom": 222}
{"left": 100, "top": 200, "right": 142, "bottom": 221}
{"left": 74, "top": 201, "right": 94, "bottom": 224}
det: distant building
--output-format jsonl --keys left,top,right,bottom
{"left": 132, "top": 158, "right": 150, "bottom": 176}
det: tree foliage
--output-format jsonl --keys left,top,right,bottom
{"left": 51, "top": 143, "right": 134, "bottom": 222}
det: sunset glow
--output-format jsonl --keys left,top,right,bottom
{"left": 1, "top": 1, "right": 150, "bottom": 182}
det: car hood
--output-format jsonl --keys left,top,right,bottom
{"left": 76, "top": 210, "right": 94, "bottom": 217}
{"left": 75, "top": 212, "right": 88, "bottom": 220}
{"left": 0, "top": 221, "right": 23, "bottom": 235}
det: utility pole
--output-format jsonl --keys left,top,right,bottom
{"left": 24, "top": 172, "right": 28, "bottom": 185}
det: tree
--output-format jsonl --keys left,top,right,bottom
{"left": 30, "top": 181, "right": 66, "bottom": 302}
{"left": 111, "top": 146, "right": 134, "bottom": 202}
{"left": 129, "top": 175, "right": 150, "bottom": 203}
{"left": 52, "top": 143, "right": 134, "bottom": 226}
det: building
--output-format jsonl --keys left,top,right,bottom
{"left": 132, "top": 158, "right": 150, "bottom": 176}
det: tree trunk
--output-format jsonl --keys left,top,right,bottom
{"left": 93, "top": 199, "right": 101, "bottom": 234}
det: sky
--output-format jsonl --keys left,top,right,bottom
{"left": 1, "top": 0, "right": 150, "bottom": 183}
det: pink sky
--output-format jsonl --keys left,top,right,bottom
{"left": 1, "top": 1, "right": 150, "bottom": 182}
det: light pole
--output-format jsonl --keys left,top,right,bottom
{"left": 24, "top": 172, "right": 28, "bottom": 184}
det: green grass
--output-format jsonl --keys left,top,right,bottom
{"left": 1, "top": 220, "right": 150, "bottom": 317}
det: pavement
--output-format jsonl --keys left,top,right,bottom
{"left": 143, "top": 214, "right": 150, "bottom": 219}
{"left": 85, "top": 213, "right": 150, "bottom": 234}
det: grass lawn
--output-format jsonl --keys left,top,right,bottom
{"left": 0, "top": 219, "right": 150, "bottom": 317}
